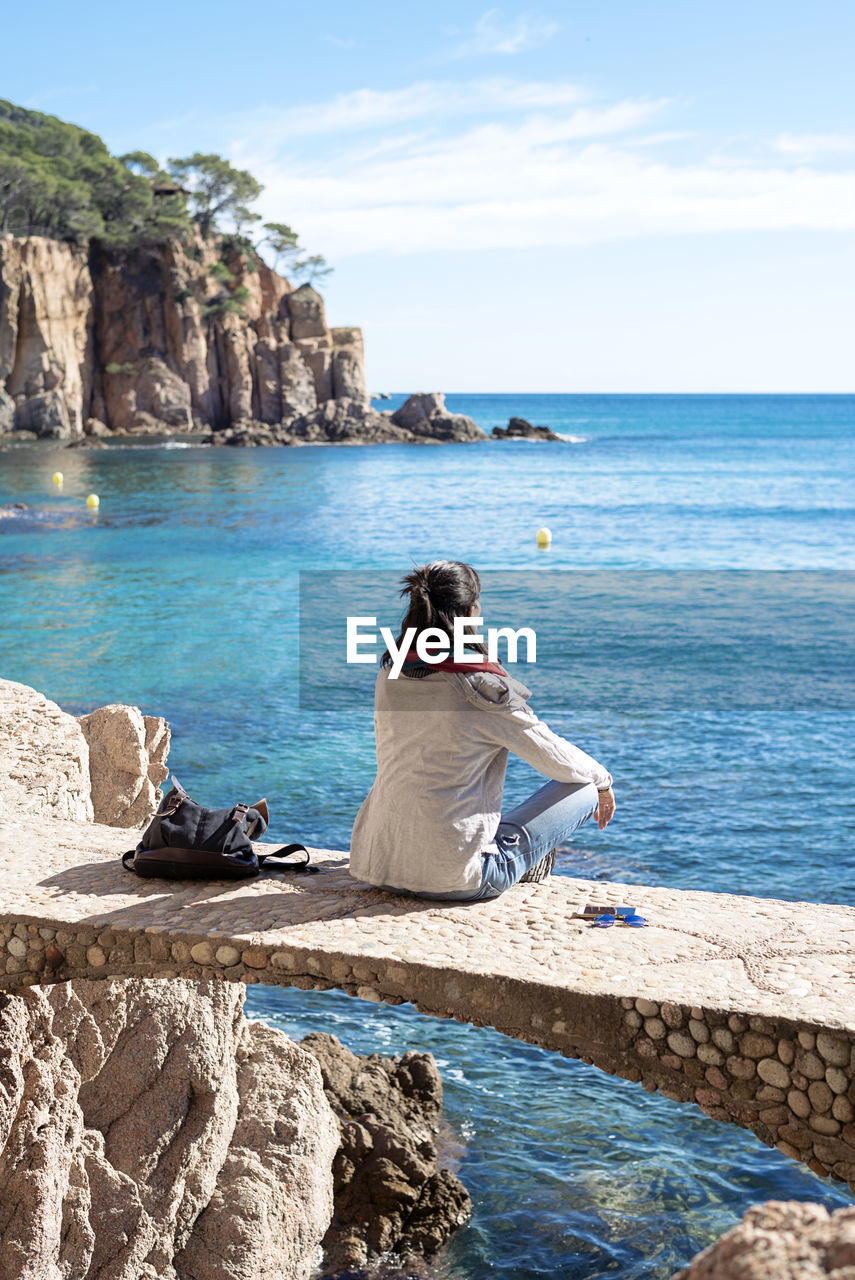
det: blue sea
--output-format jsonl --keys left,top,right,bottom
{"left": 1, "top": 393, "right": 853, "bottom": 1278}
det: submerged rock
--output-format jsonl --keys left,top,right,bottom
{"left": 492, "top": 416, "right": 560, "bottom": 441}
{"left": 673, "top": 1200, "right": 855, "bottom": 1278}
{"left": 302, "top": 1032, "right": 472, "bottom": 1273}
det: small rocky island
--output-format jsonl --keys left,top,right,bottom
{"left": 492, "top": 415, "right": 561, "bottom": 441}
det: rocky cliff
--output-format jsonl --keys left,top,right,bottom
{"left": 0, "top": 232, "right": 366, "bottom": 440}
{"left": 0, "top": 978, "right": 339, "bottom": 1280}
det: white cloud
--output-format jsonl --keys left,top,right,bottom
{"left": 230, "top": 81, "right": 855, "bottom": 258}
{"left": 449, "top": 9, "right": 560, "bottom": 58}
{"left": 230, "top": 79, "right": 586, "bottom": 147}
{"left": 773, "top": 132, "right": 855, "bottom": 157}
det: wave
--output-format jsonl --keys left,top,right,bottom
{"left": 555, "top": 432, "right": 588, "bottom": 443}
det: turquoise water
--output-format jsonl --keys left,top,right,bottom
{"left": 1, "top": 393, "right": 854, "bottom": 1278}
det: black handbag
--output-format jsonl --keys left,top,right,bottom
{"left": 122, "top": 776, "right": 315, "bottom": 880}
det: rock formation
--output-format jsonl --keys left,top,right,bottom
{"left": 302, "top": 1032, "right": 472, "bottom": 1273}
{"left": 389, "top": 391, "right": 485, "bottom": 442}
{"left": 78, "top": 703, "right": 170, "bottom": 827}
{"left": 492, "top": 415, "right": 561, "bottom": 441}
{"left": 673, "top": 1200, "right": 855, "bottom": 1278}
{"left": 0, "top": 233, "right": 366, "bottom": 440}
{"left": 0, "top": 678, "right": 93, "bottom": 823}
{"left": 217, "top": 390, "right": 487, "bottom": 447}
{"left": 0, "top": 978, "right": 339, "bottom": 1280}
{"left": 0, "top": 678, "right": 169, "bottom": 829}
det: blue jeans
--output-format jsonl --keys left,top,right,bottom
{"left": 415, "top": 779, "right": 599, "bottom": 902}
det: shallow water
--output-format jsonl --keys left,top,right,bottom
{"left": 1, "top": 393, "right": 853, "bottom": 1277}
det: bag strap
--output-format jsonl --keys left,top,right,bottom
{"left": 121, "top": 843, "right": 318, "bottom": 875}
{"left": 258, "top": 843, "right": 317, "bottom": 874}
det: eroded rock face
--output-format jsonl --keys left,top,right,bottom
{"left": 302, "top": 1032, "right": 472, "bottom": 1273}
{"left": 0, "top": 677, "right": 169, "bottom": 829}
{"left": 673, "top": 1200, "right": 855, "bottom": 1278}
{"left": 0, "top": 979, "right": 339, "bottom": 1280}
{"left": 0, "top": 235, "right": 367, "bottom": 438}
{"left": 77, "top": 703, "right": 170, "bottom": 828}
{"left": 0, "top": 678, "right": 93, "bottom": 822}
{"left": 0, "top": 236, "right": 94, "bottom": 438}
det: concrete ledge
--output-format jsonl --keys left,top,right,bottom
{"left": 2, "top": 816, "right": 855, "bottom": 1191}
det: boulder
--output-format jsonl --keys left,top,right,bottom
{"left": 84, "top": 416, "right": 111, "bottom": 437}
{"left": 391, "top": 391, "right": 445, "bottom": 430}
{"left": 0, "top": 979, "right": 339, "bottom": 1280}
{"left": 286, "top": 284, "right": 328, "bottom": 340}
{"left": 410, "top": 410, "right": 486, "bottom": 442}
{"left": 673, "top": 1199, "right": 855, "bottom": 1278}
{"left": 15, "top": 388, "right": 73, "bottom": 438}
{"left": 217, "top": 419, "right": 295, "bottom": 447}
{"left": 391, "top": 392, "right": 486, "bottom": 442}
{"left": 492, "top": 415, "right": 561, "bottom": 442}
{"left": 287, "top": 397, "right": 403, "bottom": 444}
{"left": 302, "top": 1032, "right": 472, "bottom": 1272}
{"left": 77, "top": 703, "right": 170, "bottom": 828}
{"left": 0, "top": 678, "right": 93, "bottom": 823}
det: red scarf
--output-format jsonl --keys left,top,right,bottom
{"left": 401, "top": 649, "right": 507, "bottom": 677}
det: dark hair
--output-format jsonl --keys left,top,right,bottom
{"left": 380, "top": 560, "right": 487, "bottom": 667}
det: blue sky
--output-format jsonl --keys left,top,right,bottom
{"left": 4, "top": 0, "right": 853, "bottom": 391}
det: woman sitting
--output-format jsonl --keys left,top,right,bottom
{"left": 350, "top": 560, "right": 615, "bottom": 901}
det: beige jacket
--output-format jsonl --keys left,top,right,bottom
{"left": 349, "top": 666, "right": 612, "bottom": 895}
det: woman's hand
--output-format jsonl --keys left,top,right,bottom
{"left": 597, "top": 786, "right": 616, "bottom": 830}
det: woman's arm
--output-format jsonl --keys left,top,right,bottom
{"left": 458, "top": 673, "right": 613, "bottom": 791}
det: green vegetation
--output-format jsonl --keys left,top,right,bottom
{"left": 105, "top": 361, "right": 136, "bottom": 375}
{"left": 0, "top": 100, "right": 333, "bottom": 284}
{"left": 0, "top": 100, "right": 188, "bottom": 245}
{"left": 165, "top": 152, "right": 261, "bottom": 240}
{"left": 207, "top": 260, "right": 234, "bottom": 284}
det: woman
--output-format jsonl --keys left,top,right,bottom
{"left": 350, "top": 560, "right": 615, "bottom": 901}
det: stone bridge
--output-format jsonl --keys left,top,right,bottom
{"left": 2, "top": 816, "right": 855, "bottom": 1196}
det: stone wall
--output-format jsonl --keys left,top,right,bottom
{"left": 5, "top": 911, "right": 854, "bottom": 1198}
{"left": 0, "top": 234, "right": 366, "bottom": 439}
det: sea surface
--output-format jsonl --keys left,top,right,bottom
{"left": 1, "top": 393, "right": 853, "bottom": 1278}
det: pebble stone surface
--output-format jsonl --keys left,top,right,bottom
{"left": 2, "top": 816, "right": 855, "bottom": 1192}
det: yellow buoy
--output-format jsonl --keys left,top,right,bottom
{"left": 86, "top": 493, "right": 100, "bottom": 510}
{"left": 52, "top": 471, "right": 63, "bottom": 486}
{"left": 536, "top": 526, "right": 552, "bottom": 549}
